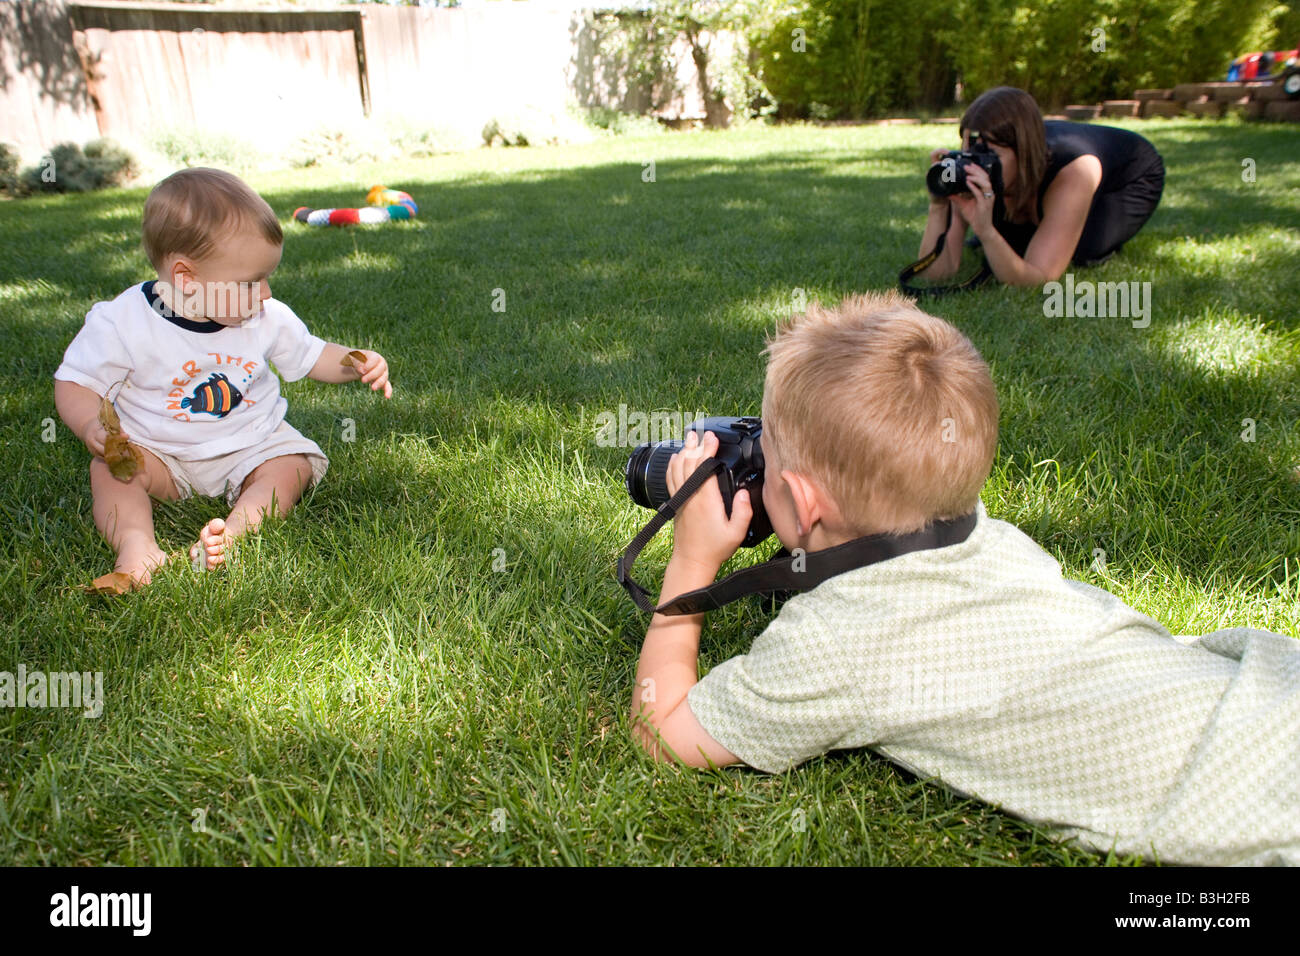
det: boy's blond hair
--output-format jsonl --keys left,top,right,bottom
{"left": 142, "top": 167, "right": 282, "bottom": 272}
{"left": 762, "top": 292, "right": 998, "bottom": 535}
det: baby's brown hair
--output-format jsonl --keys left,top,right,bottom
{"left": 142, "top": 167, "right": 281, "bottom": 272}
{"left": 762, "top": 292, "right": 998, "bottom": 534}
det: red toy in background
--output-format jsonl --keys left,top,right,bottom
{"left": 1226, "top": 46, "right": 1298, "bottom": 81}
{"left": 293, "top": 186, "right": 418, "bottom": 227}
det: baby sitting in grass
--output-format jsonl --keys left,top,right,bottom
{"left": 54, "top": 167, "right": 392, "bottom": 587}
{"left": 631, "top": 291, "right": 1300, "bottom": 866}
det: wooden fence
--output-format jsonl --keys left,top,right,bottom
{"left": 1, "top": 1, "right": 710, "bottom": 165}
{"left": 0, "top": 1, "right": 100, "bottom": 162}
{"left": 69, "top": 2, "right": 370, "bottom": 152}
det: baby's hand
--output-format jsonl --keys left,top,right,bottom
{"left": 354, "top": 350, "right": 393, "bottom": 399}
{"left": 79, "top": 419, "right": 111, "bottom": 458}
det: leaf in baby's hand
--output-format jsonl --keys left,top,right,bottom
{"left": 104, "top": 431, "right": 144, "bottom": 480}
{"left": 98, "top": 395, "right": 122, "bottom": 433}
{"left": 99, "top": 396, "right": 142, "bottom": 479}
{"left": 87, "top": 571, "right": 136, "bottom": 595}
{"left": 341, "top": 349, "right": 368, "bottom": 371}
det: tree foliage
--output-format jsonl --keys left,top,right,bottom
{"left": 752, "top": 0, "right": 1300, "bottom": 120}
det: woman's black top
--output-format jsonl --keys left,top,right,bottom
{"left": 993, "top": 120, "right": 1164, "bottom": 257}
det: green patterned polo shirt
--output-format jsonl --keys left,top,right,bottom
{"left": 687, "top": 501, "right": 1300, "bottom": 866}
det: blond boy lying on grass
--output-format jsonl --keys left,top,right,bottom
{"left": 631, "top": 292, "right": 1300, "bottom": 866}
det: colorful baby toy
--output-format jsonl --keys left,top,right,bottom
{"left": 293, "top": 186, "right": 418, "bottom": 226}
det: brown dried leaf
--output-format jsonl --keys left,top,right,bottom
{"left": 97, "top": 395, "right": 122, "bottom": 433}
{"left": 98, "top": 394, "right": 142, "bottom": 479}
{"left": 104, "top": 432, "right": 144, "bottom": 480}
{"left": 87, "top": 571, "right": 136, "bottom": 595}
{"left": 341, "top": 349, "right": 368, "bottom": 370}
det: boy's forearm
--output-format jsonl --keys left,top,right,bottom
{"left": 307, "top": 342, "right": 364, "bottom": 384}
{"left": 54, "top": 378, "right": 102, "bottom": 437}
{"left": 631, "top": 555, "right": 718, "bottom": 750}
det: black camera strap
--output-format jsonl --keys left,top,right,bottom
{"left": 898, "top": 204, "right": 994, "bottom": 298}
{"left": 617, "top": 458, "right": 978, "bottom": 616}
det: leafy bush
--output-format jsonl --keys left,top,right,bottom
{"left": 936, "top": 0, "right": 1283, "bottom": 108}
{"left": 481, "top": 109, "right": 596, "bottom": 148}
{"left": 572, "top": 10, "right": 682, "bottom": 116}
{"left": 17, "top": 139, "right": 136, "bottom": 195}
{"left": 380, "top": 116, "right": 478, "bottom": 157}
{"left": 756, "top": 0, "right": 955, "bottom": 120}
{"left": 149, "top": 124, "right": 264, "bottom": 170}
{"left": 754, "top": 0, "right": 1294, "bottom": 120}
{"left": 288, "top": 123, "right": 397, "bottom": 168}
{"left": 579, "top": 107, "right": 667, "bottom": 137}
{"left": 0, "top": 143, "right": 19, "bottom": 196}
{"left": 574, "top": 5, "right": 777, "bottom": 127}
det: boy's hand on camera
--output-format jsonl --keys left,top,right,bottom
{"left": 665, "top": 430, "right": 752, "bottom": 572}
{"left": 355, "top": 350, "right": 393, "bottom": 398}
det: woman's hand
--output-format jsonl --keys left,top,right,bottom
{"left": 917, "top": 146, "right": 971, "bottom": 277}
{"left": 951, "top": 161, "right": 997, "bottom": 238}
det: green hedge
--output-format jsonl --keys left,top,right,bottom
{"left": 14, "top": 139, "right": 136, "bottom": 196}
{"left": 754, "top": 0, "right": 1298, "bottom": 119}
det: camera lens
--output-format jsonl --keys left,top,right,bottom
{"left": 625, "top": 440, "right": 681, "bottom": 509}
{"left": 926, "top": 156, "right": 966, "bottom": 197}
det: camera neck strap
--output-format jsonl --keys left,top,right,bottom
{"left": 617, "top": 457, "right": 979, "bottom": 616}
{"left": 898, "top": 204, "right": 994, "bottom": 298}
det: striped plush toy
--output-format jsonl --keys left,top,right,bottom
{"left": 293, "top": 186, "right": 418, "bottom": 226}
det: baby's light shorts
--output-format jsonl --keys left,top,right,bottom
{"left": 142, "top": 421, "right": 329, "bottom": 506}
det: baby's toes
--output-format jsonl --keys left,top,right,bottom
{"left": 191, "top": 519, "right": 231, "bottom": 571}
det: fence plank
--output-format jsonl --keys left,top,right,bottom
{"left": 66, "top": 2, "right": 366, "bottom": 154}
{"left": 5, "top": 2, "right": 714, "bottom": 167}
{"left": 0, "top": 0, "right": 99, "bottom": 164}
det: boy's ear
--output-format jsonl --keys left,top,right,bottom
{"left": 781, "top": 468, "right": 830, "bottom": 538}
{"left": 169, "top": 257, "right": 195, "bottom": 286}
{"left": 162, "top": 257, "right": 204, "bottom": 317}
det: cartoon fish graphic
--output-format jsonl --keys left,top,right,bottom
{"left": 181, "top": 372, "right": 243, "bottom": 418}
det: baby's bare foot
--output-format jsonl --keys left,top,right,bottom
{"left": 190, "top": 517, "right": 235, "bottom": 571}
{"left": 115, "top": 541, "right": 168, "bottom": 587}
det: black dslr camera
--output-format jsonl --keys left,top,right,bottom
{"left": 926, "top": 132, "right": 1004, "bottom": 199}
{"left": 625, "top": 416, "right": 773, "bottom": 548}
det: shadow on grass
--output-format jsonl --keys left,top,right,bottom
{"left": 3, "top": 132, "right": 1298, "bottom": 595}
{"left": 2, "top": 130, "right": 1297, "bottom": 585}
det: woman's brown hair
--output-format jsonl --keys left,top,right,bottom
{"left": 960, "top": 86, "right": 1048, "bottom": 225}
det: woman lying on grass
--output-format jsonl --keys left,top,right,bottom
{"left": 916, "top": 86, "right": 1165, "bottom": 287}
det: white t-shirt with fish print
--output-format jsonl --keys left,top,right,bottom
{"left": 55, "top": 281, "right": 327, "bottom": 460}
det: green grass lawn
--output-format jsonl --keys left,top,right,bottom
{"left": 2, "top": 118, "right": 1299, "bottom": 865}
